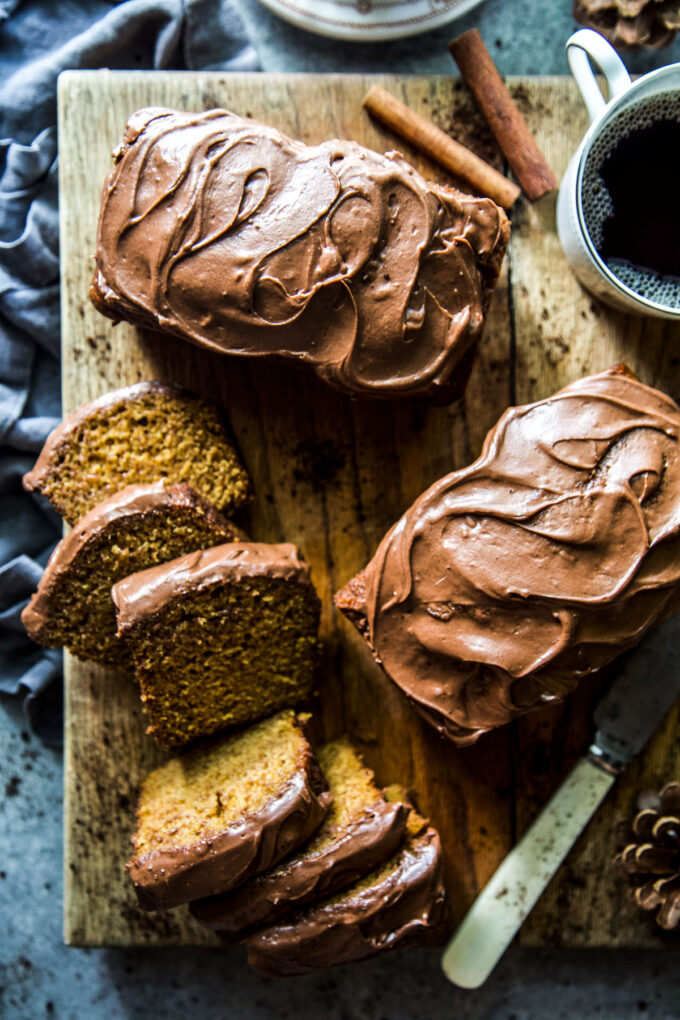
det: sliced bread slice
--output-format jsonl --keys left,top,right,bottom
{"left": 112, "top": 542, "right": 321, "bottom": 748}
{"left": 127, "top": 711, "right": 332, "bottom": 911}
{"left": 23, "top": 381, "right": 250, "bottom": 525}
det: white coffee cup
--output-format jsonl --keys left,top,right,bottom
{"left": 557, "top": 29, "right": 680, "bottom": 320}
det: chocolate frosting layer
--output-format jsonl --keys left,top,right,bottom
{"left": 336, "top": 367, "right": 680, "bottom": 744}
{"left": 23, "top": 381, "right": 183, "bottom": 495}
{"left": 22, "top": 480, "right": 237, "bottom": 646}
{"left": 190, "top": 797, "right": 409, "bottom": 932}
{"left": 128, "top": 727, "right": 332, "bottom": 911}
{"left": 91, "top": 107, "right": 509, "bottom": 401}
{"left": 246, "top": 827, "right": 446, "bottom": 977}
{"left": 113, "top": 541, "right": 313, "bottom": 634}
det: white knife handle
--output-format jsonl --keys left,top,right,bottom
{"left": 441, "top": 756, "right": 616, "bottom": 989}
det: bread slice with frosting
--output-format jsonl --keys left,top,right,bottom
{"left": 127, "top": 711, "right": 332, "bottom": 911}
{"left": 113, "top": 542, "right": 321, "bottom": 748}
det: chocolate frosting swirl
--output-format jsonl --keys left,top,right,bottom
{"left": 245, "top": 827, "right": 445, "bottom": 977}
{"left": 91, "top": 107, "right": 509, "bottom": 400}
{"left": 336, "top": 367, "right": 680, "bottom": 744}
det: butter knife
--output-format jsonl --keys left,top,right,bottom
{"left": 441, "top": 611, "right": 680, "bottom": 989}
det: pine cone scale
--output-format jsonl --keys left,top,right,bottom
{"left": 632, "top": 808, "right": 660, "bottom": 841}
{"left": 632, "top": 843, "right": 679, "bottom": 873}
{"left": 654, "top": 816, "right": 680, "bottom": 843}
{"left": 660, "top": 782, "right": 680, "bottom": 815}
{"left": 634, "top": 882, "right": 663, "bottom": 910}
{"left": 657, "top": 881, "right": 680, "bottom": 929}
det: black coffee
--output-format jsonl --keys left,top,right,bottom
{"left": 581, "top": 92, "right": 680, "bottom": 309}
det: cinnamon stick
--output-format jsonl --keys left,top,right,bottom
{"left": 449, "top": 29, "right": 556, "bottom": 201}
{"left": 363, "top": 85, "right": 520, "bottom": 210}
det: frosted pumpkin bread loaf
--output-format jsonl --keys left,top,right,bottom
{"left": 90, "top": 107, "right": 509, "bottom": 402}
{"left": 336, "top": 366, "right": 680, "bottom": 745}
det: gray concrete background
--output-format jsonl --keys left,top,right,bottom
{"left": 2, "top": 1, "right": 680, "bottom": 1017}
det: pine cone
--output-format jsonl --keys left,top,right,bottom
{"left": 574, "top": 0, "right": 680, "bottom": 49}
{"left": 614, "top": 782, "right": 680, "bottom": 930}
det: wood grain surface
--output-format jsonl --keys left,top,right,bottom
{"left": 58, "top": 71, "right": 680, "bottom": 949}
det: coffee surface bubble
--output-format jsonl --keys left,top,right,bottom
{"left": 581, "top": 92, "right": 680, "bottom": 309}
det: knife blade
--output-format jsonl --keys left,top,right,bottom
{"left": 591, "top": 611, "right": 680, "bottom": 771}
{"left": 441, "top": 610, "right": 680, "bottom": 990}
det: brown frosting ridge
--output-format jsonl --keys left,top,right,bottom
{"left": 21, "top": 480, "right": 236, "bottom": 646}
{"left": 189, "top": 797, "right": 409, "bottom": 932}
{"left": 245, "top": 827, "right": 446, "bottom": 977}
{"left": 113, "top": 541, "right": 313, "bottom": 634}
{"left": 91, "top": 107, "right": 509, "bottom": 401}
{"left": 128, "top": 734, "right": 332, "bottom": 911}
{"left": 335, "top": 367, "right": 680, "bottom": 744}
{"left": 23, "top": 381, "right": 183, "bottom": 496}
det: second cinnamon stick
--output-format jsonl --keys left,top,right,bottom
{"left": 363, "top": 85, "right": 520, "bottom": 210}
{"left": 449, "top": 29, "right": 557, "bottom": 201}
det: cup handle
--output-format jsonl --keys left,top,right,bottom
{"left": 566, "top": 29, "right": 631, "bottom": 123}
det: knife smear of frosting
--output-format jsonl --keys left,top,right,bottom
{"left": 442, "top": 610, "right": 680, "bottom": 989}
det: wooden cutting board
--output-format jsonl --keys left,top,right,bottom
{"left": 58, "top": 70, "right": 680, "bottom": 949}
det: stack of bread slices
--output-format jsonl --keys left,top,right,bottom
{"left": 128, "top": 711, "right": 446, "bottom": 977}
{"left": 22, "top": 381, "right": 447, "bottom": 975}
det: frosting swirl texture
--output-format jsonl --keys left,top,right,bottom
{"left": 91, "top": 107, "right": 509, "bottom": 400}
